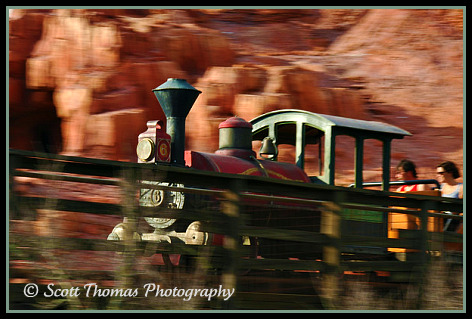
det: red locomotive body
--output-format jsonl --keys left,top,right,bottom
{"left": 185, "top": 150, "right": 310, "bottom": 182}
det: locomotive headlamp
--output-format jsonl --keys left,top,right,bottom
{"left": 137, "top": 120, "right": 171, "bottom": 163}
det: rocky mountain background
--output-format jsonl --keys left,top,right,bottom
{"left": 9, "top": 8, "right": 463, "bottom": 185}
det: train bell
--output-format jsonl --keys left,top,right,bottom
{"left": 259, "top": 136, "right": 278, "bottom": 160}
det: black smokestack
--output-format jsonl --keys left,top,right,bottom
{"left": 152, "top": 78, "right": 201, "bottom": 166}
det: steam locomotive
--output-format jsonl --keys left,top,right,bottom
{"left": 108, "top": 78, "right": 460, "bottom": 261}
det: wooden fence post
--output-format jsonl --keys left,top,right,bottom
{"left": 220, "top": 186, "right": 241, "bottom": 309}
{"left": 414, "top": 200, "right": 435, "bottom": 309}
{"left": 320, "top": 201, "right": 341, "bottom": 309}
{"left": 114, "top": 168, "right": 139, "bottom": 309}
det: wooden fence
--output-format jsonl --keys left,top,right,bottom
{"left": 9, "top": 149, "right": 463, "bottom": 310}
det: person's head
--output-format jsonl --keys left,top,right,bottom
{"left": 436, "top": 161, "right": 461, "bottom": 183}
{"left": 395, "top": 159, "right": 418, "bottom": 181}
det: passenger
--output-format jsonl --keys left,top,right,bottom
{"left": 436, "top": 161, "right": 463, "bottom": 199}
{"left": 394, "top": 159, "right": 425, "bottom": 192}
{"left": 437, "top": 161, "right": 463, "bottom": 231}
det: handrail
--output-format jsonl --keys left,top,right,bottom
{"left": 349, "top": 179, "right": 441, "bottom": 189}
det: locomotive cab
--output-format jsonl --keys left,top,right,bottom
{"left": 251, "top": 110, "right": 414, "bottom": 257}
{"left": 250, "top": 109, "right": 411, "bottom": 190}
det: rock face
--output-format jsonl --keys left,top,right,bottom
{"left": 9, "top": 8, "right": 463, "bottom": 181}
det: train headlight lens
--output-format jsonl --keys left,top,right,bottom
{"left": 137, "top": 138, "right": 155, "bottom": 162}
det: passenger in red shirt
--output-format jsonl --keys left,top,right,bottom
{"left": 394, "top": 159, "right": 425, "bottom": 192}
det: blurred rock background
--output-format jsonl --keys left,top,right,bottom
{"left": 9, "top": 8, "right": 463, "bottom": 183}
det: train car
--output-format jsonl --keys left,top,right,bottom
{"left": 108, "top": 78, "right": 461, "bottom": 261}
